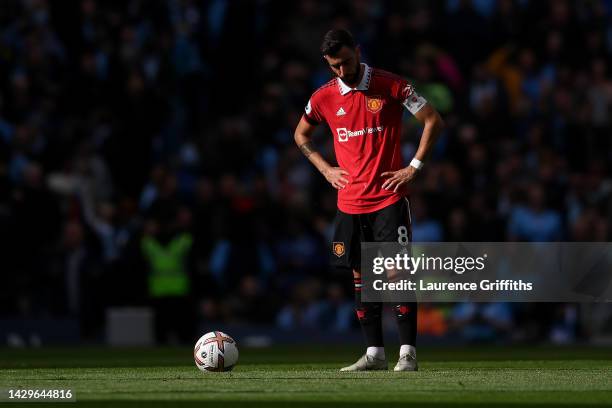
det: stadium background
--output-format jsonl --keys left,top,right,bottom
{"left": 1, "top": 0, "right": 611, "bottom": 347}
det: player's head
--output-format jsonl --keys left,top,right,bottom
{"left": 320, "top": 29, "right": 361, "bottom": 86}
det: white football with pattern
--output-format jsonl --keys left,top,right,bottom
{"left": 194, "top": 331, "right": 238, "bottom": 372}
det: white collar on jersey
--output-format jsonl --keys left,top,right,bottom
{"left": 337, "top": 63, "right": 372, "bottom": 95}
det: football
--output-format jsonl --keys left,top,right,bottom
{"left": 193, "top": 331, "right": 239, "bottom": 372}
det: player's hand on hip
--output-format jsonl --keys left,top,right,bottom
{"left": 381, "top": 166, "right": 417, "bottom": 192}
{"left": 323, "top": 167, "right": 349, "bottom": 190}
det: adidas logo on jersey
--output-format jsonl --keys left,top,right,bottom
{"left": 336, "top": 107, "right": 346, "bottom": 116}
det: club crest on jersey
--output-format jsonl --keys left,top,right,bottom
{"left": 333, "top": 242, "right": 345, "bottom": 257}
{"left": 366, "top": 95, "right": 383, "bottom": 113}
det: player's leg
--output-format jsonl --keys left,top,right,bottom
{"left": 354, "top": 268, "right": 385, "bottom": 355}
{"left": 332, "top": 210, "right": 387, "bottom": 371}
{"left": 340, "top": 267, "right": 387, "bottom": 371}
{"left": 371, "top": 198, "right": 418, "bottom": 371}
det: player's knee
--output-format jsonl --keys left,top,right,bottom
{"left": 356, "top": 303, "right": 382, "bottom": 323}
{"left": 394, "top": 303, "right": 416, "bottom": 321}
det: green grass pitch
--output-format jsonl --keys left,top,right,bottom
{"left": 1, "top": 345, "right": 611, "bottom": 407}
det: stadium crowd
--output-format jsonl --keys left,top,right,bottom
{"left": 1, "top": 0, "right": 611, "bottom": 344}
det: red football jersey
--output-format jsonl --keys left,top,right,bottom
{"left": 303, "top": 64, "right": 427, "bottom": 214}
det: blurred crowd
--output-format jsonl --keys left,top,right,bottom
{"left": 1, "top": 0, "right": 611, "bottom": 343}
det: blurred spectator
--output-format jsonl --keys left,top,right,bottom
{"left": 141, "top": 216, "right": 194, "bottom": 344}
{"left": 225, "top": 275, "right": 277, "bottom": 324}
{"left": 508, "top": 183, "right": 563, "bottom": 241}
{"left": 449, "top": 302, "right": 514, "bottom": 342}
{"left": 411, "top": 196, "right": 444, "bottom": 242}
{"left": 417, "top": 304, "right": 448, "bottom": 337}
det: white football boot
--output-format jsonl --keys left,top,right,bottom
{"left": 340, "top": 354, "right": 388, "bottom": 372}
{"left": 393, "top": 352, "right": 418, "bottom": 371}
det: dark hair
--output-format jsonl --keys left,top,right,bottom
{"left": 320, "top": 29, "right": 356, "bottom": 56}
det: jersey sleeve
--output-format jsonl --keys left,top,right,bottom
{"left": 303, "top": 94, "right": 325, "bottom": 125}
{"left": 389, "top": 77, "right": 428, "bottom": 115}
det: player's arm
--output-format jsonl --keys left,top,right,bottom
{"left": 381, "top": 103, "right": 444, "bottom": 192}
{"left": 294, "top": 116, "right": 349, "bottom": 190}
{"left": 411, "top": 103, "right": 445, "bottom": 167}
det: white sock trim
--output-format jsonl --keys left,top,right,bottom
{"left": 400, "top": 344, "right": 416, "bottom": 358}
{"left": 366, "top": 346, "right": 385, "bottom": 359}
